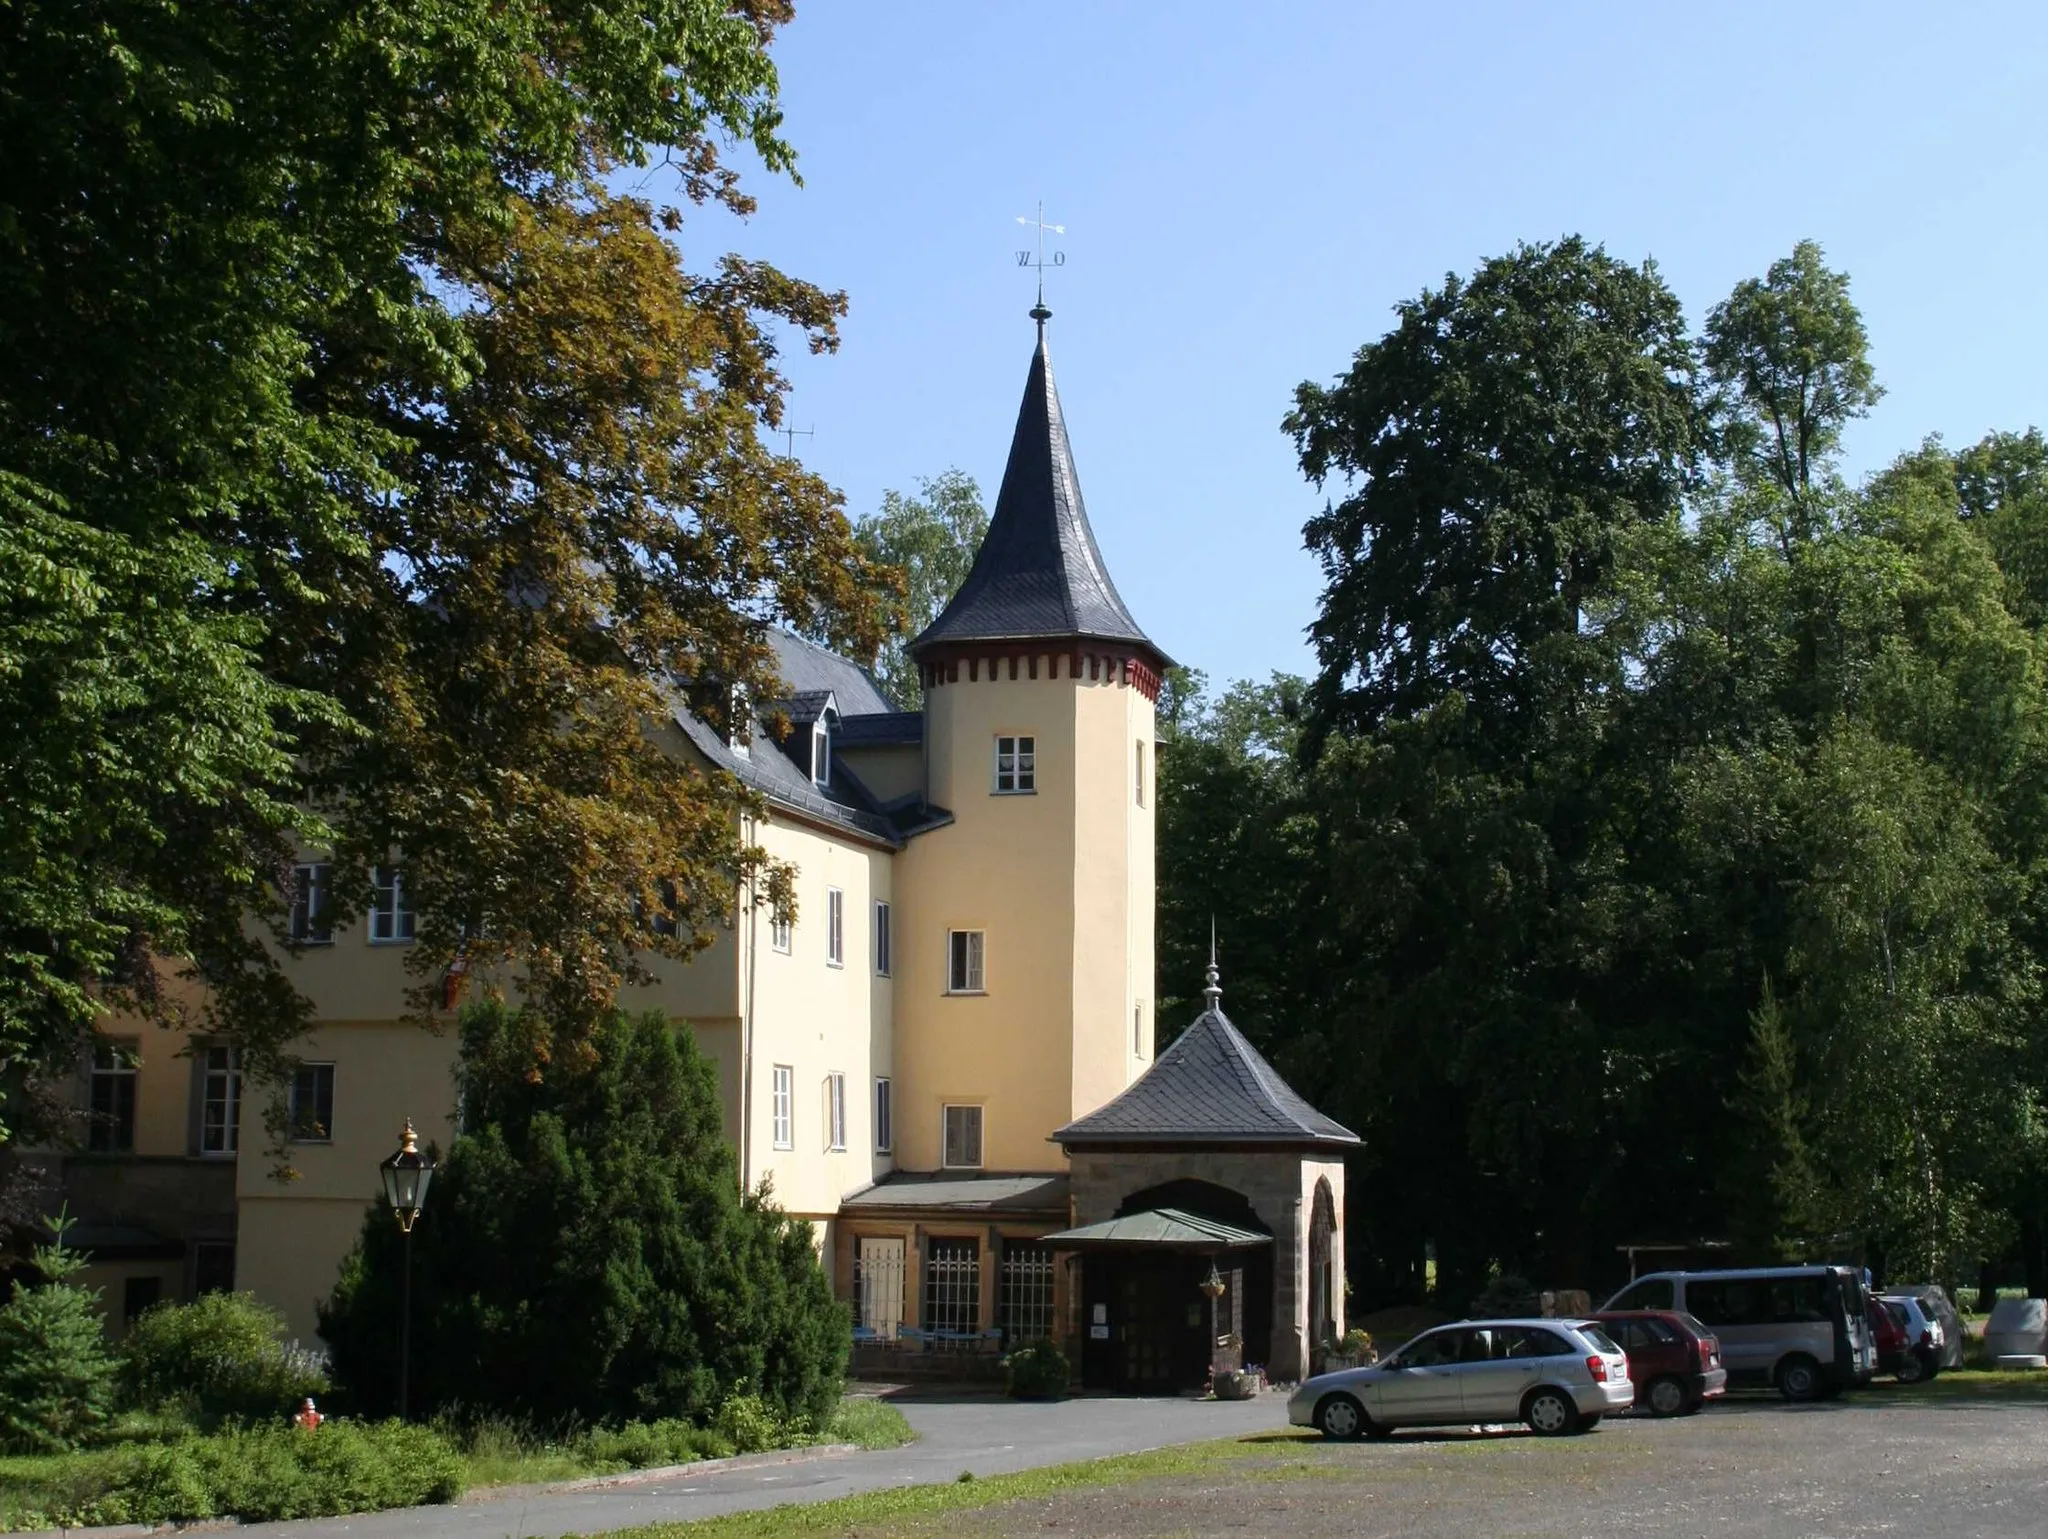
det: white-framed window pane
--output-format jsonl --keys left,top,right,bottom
{"left": 1134, "top": 1002, "right": 1144, "bottom": 1056}
{"left": 826, "top": 888, "right": 844, "bottom": 967}
{"left": 771, "top": 910, "right": 792, "bottom": 953}
{"left": 994, "top": 734, "right": 1037, "bottom": 794}
{"left": 948, "top": 929, "right": 985, "bottom": 993}
{"left": 1018, "top": 736, "right": 1035, "bottom": 790}
{"left": 874, "top": 901, "right": 892, "bottom": 977}
{"left": 200, "top": 1045, "right": 241, "bottom": 1155}
{"left": 943, "top": 1104, "right": 984, "bottom": 1168}
{"left": 289, "top": 1063, "right": 335, "bottom": 1142}
{"left": 290, "top": 863, "right": 332, "bottom": 943}
{"left": 875, "top": 1077, "right": 893, "bottom": 1153}
{"left": 370, "top": 866, "right": 414, "bottom": 943}
{"left": 88, "top": 1039, "right": 138, "bottom": 1153}
{"left": 772, "top": 1064, "right": 793, "bottom": 1150}
{"left": 826, "top": 1072, "right": 846, "bottom": 1151}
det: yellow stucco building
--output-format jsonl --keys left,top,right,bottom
{"left": 42, "top": 310, "right": 1354, "bottom": 1389}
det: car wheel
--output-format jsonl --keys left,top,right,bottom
{"left": 1894, "top": 1350, "right": 1927, "bottom": 1385}
{"left": 1646, "top": 1375, "right": 1689, "bottom": 1417}
{"left": 1316, "top": 1394, "right": 1366, "bottom": 1441}
{"left": 1523, "top": 1387, "right": 1580, "bottom": 1436}
{"left": 1776, "top": 1355, "right": 1823, "bottom": 1402}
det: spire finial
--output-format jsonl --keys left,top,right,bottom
{"left": 1203, "top": 918, "right": 1222, "bottom": 1011}
{"left": 1014, "top": 201, "right": 1062, "bottom": 338}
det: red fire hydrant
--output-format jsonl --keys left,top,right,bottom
{"left": 295, "top": 1398, "right": 324, "bottom": 1431}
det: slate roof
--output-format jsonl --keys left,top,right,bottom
{"left": 840, "top": 1172, "right": 1069, "bottom": 1215}
{"left": 765, "top": 630, "right": 893, "bottom": 716}
{"left": 1054, "top": 978, "right": 1360, "bottom": 1150}
{"left": 912, "top": 320, "right": 1167, "bottom": 664}
{"left": 1037, "top": 1207, "right": 1271, "bottom": 1251}
{"left": 836, "top": 712, "right": 923, "bottom": 747}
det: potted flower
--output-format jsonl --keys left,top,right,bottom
{"left": 1322, "top": 1327, "right": 1377, "bottom": 1372}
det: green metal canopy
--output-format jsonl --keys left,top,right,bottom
{"left": 1037, "top": 1207, "right": 1270, "bottom": 1252}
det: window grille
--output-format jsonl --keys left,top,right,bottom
{"left": 771, "top": 1065, "right": 793, "bottom": 1149}
{"left": 199, "top": 1045, "right": 241, "bottom": 1155}
{"left": 826, "top": 888, "right": 844, "bottom": 966}
{"left": 999, "top": 1243, "right": 1057, "bottom": 1346}
{"left": 88, "top": 1041, "right": 138, "bottom": 1153}
{"left": 947, "top": 930, "right": 984, "bottom": 993}
{"left": 942, "top": 1104, "right": 983, "bottom": 1168}
{"left": 923, "top": 1238, "right": 981, "bottom": 1346}
{"left": 855, "top": 1237, "right": 906, "bottom": 1338}
{"left": 994, "top": 735, "right": 1036, "bottom": 794}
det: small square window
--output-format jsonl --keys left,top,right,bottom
{"left": 771, "top": 1065, "right": 793, "bottom": 1150}
{"left": 289, "top": 1063, "right": 335, "bottom": 1142}
{"left": 874, "top": 1077, "right": 893, "bottom": 1154}
{"left": 825, "top": 1072, "right": 846, "bottom": 1152}
{"left": 943, "top": 1104, "right": 984, "bottom": 1169}
{"left": 947, "top": 930, "right": 985, "bottom": 994}
{"left": 874, "top": 901, "right": 892, "bottom": 977}
{"left": 994, "top": 735, "right": 1036, "bottom": 794}
{"left": 369, "top": 866, "right": 415, "bottom": 944}
{"left": 826, "top": 888, "right": 844, "bottom": 967}
{"left": 290, "top": 863, "right": 333, "bottom": 944}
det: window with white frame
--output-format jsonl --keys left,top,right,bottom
{"left": 942, "top": 1103, "right": 984, "bottom": 1168}
{"left": 290, "top": 863, "right": 333, "bottom": 944}
{"left": 825, "top": 1072, "right": 846, "bottom": 1151}
{"left": 88, "top": 1040, "right": 138, "bottom": 1153}
{"left": 826, "top": 887, "right": 844, "bottom": 967}
{"left": 770, "top": 909, "right": 792, "bottom": 954}
{"left": 874, "top": 1077, "right": 893, "bottom": 1153}
{"left": 198, "top": 1045, "right": 241, "bottom": 1156}
{"left": 874, "top": 900, "right": 892, "bottom": 977}
{"left": 771, "top": 1065, "right": 793, "bottom": 1149}
{"left": 947, "top": 929, "right": 985, "bottom": 994}
{"left": 369, "top": 866, "right": 415, "bottom": 943}
{"left": 1134, "top": 1001, "right": 1145, "bottom": 1057}
{"left": 289, "top": 1063, "right": 335, "bottom": 1142}
{"left": 1135, "top": 740, "right": 1147, "bottom": 807}
{"left": 993, "top": 734, "right": 1035, "bottom": 794}
{"left": 811, "top": 721, "right": 831, "bottom": 786}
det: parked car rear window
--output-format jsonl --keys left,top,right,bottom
{"left": 1672, "top": 1310, "right": 1712, "bottom": 1337}
{"left": 1579, "top": 1325, "right": 1623, "bottom": 1356}
{"left": 1638, "top": 1315, "right": 1680, "bottom": 1344}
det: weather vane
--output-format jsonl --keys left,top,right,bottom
{"left": 1014, "top": 201, "right": 1065, "bottom": 312}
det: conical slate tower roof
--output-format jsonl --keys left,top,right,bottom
{"left": 1054, "top": 958, "right": 1359, "bottom": 1150}
{"left": 912, "top": 312, "right": 1165, "bottom": 662}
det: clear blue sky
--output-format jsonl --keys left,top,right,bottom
{"left": 675, "top": 1, "right": 2048, "bottom": 688}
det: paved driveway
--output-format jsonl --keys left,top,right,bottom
{"left": 230, "top": 1391, "right": 1289, "bottom": 1539}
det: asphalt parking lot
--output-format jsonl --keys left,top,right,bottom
{"left": 952, "top": 1392, "right": 2048, "bottom": 1539}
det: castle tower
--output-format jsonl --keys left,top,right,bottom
{"left": 891, "top": 307, "right": 1170, "bottom": 1175}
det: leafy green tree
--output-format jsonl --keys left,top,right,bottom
{"left": 840, "top": 471, "right": 988, "bottom": 706}
{"left": 319, "top": 1003, "right": 848, "bottom": 1428}
{"left": 0, "top": 1217, "right": 117, "bottom": 1453}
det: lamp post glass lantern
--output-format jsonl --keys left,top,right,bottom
{"left": 380, "top": 1120, "right": 435, "bottom": 1419}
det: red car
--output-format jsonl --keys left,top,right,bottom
{"left": 1592, "top": 1309, "right": 1729, "bottom": 1416}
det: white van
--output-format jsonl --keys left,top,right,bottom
{"left": 1601, "top": 1266, "right": 1875, "bottom": 1400}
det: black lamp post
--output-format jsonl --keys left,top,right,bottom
{"left": 1199, "top": 1261, "right": 1226, "bottom": 1385}
{"left": 379, "top": 1120, "right": 435, "bottom": 1419}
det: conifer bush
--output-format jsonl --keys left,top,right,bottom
{"left": 0, "top": 1220, "right": 117, "bottom": 1453}
{"left": 319, "top": 1004, "right": 850, "bottom": 1430}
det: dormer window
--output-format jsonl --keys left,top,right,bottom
{"left": 811, "top": 708, "right": 836, "bottom": 786}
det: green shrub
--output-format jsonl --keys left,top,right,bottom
{"left": 0, "top": 1221, "right": 118, "bottom": 1453}
{"left": 712, "top": 1392, "right": 785, "bottom": 1454}
{"left": 321, "top": 1005, "right": 850, "bottom": 1429}
{"left": 1002, "top": 1341, "right": 1069, "bottom": 1400}
{"left": 579, "top": 1416, "right": 732, "bottom": 1469}
{"left": 121, "top": 1291, "right": 328, "bottom": 1425}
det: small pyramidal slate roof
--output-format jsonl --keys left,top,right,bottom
{"left": 912, "top": 307, "right": 1166, "bottom": 664}
{"left": 1055, "top": 951, "right": 1360, "bottom": 1150}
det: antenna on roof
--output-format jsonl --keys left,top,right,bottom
{"left": 776, "top": 424, "right": 814, "bottom": 459}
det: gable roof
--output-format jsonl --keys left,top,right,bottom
{"left": 1054, "top": 985, "right": 1359, "bottom": 1150}
{"left": 765, "top": 629, "right": 893, "bottom": 717}
{"left": 912, "top": 318, "right": 1166, "bottom": 664}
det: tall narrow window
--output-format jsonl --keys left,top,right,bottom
{"left": 199, "top": 1046, "right": 241, "bottom": 1156}
{"left": 947, "top": 930, "right": 985, "bottom": 993}
{"left": 874, "top": 1077, "right": 893, "bottom": 1153}
{"left": 825, "top": 1072, "right": 846, "bottom": 1151}
{"left": 811, "top": 722, "right": 831, "bottom": 786}
{"left": 1134, "top": 1002, "right": 1145, "bottom": 1057}
{"left": 290, "top": 863, "right": 333, "bottom": 943}
{"left": 770, "top": 911, "right": 792, "bottom": 954}
{"left": 771, "top": 1065, "right": 793, "bottom": 1150}
{"left": 993, "top": 735, "right": 1036, "bottom": 794}
{"left": 1135, "top": 740, "right": 1147, "bottom": 807}
{"left": 999, "top": 1243, "right": 1057, "bottom": 1346}
{"left": 942, "top": 1103, "right": 984, "bottom": 1168}
{"left": 369, "top": 866, "right": 414, "bottom": 943}
{"left": 826, "top": 887, "right": 844, "bottom": 967}
{"left": 289, "top": 1063, "right": 335, "bottom": 1142}
{"left": 874, "top": 901, "right": 892, "bottom": 977}
{"left": 923, "top": 1238, "right": 981, "bottom": 1342}
{"left": 88, "top": 1040, "right": 138, "bottom": 1153}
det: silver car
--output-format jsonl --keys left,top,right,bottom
{"left": 1288, "top": 1319, "right": 1633, "bottom": 1439}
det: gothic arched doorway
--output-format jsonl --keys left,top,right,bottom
{"left": 1308, "top": 1177, "right": 1338, "bottom": 1368}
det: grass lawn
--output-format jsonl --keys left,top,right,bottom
{"left": 1879, "top": 1368, "right": 2048, "bottom": 1404}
